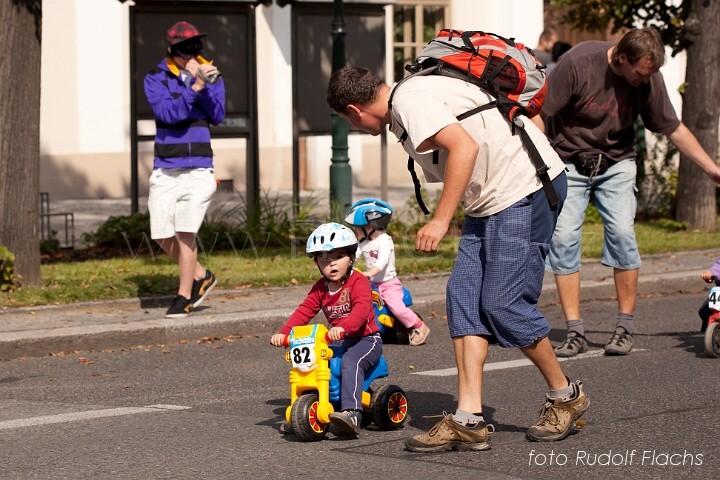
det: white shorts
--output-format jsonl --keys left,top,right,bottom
{"left": 148, "top": 168, "right": 217, "bottom": 239}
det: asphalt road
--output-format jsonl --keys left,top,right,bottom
{"left": 1, "top": 291, "right": 718, "bottom": 480}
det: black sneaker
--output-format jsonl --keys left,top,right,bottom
{"left": 191, "top": 270, "right": 217, "bottom": 308}
{"left": 165, "top": 295, "right": 193, "bottom": 319}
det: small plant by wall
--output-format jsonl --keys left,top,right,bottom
{"left": 0, "top": 246, "right": 18, "bottom": 292}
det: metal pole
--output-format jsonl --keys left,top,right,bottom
{"left": 329, "top": 0, "right": 351, "bottom": 219}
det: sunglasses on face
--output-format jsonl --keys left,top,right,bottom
{"left": 172, "top": 41, "right": 203, "bottom": 57}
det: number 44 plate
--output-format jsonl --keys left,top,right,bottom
{"left": 709, "top": 286, "right": 720, "bottom": 311}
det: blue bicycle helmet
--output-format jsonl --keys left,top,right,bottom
{"left": 344, "top": 198, "right": 393, "bottom": 230}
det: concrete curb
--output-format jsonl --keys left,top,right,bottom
{"left": 0, "top": 269, "right": 707, "bottom": 361}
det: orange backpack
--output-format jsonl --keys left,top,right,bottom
{"left": 390, "top": 29, "right": 558, "bottom": 213}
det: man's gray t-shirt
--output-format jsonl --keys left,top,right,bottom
{"left": 543, "top": 40, "right": 680, "bottom": 161}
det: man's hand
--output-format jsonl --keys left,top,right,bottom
{"left": 414, "top": 123, "right": 477, "bottom": 253}
{"left": 415, "top": 218, "right": 449, "bottom": 252}
{"left": 185, "top": 59, "right": 219, "bottom": 91}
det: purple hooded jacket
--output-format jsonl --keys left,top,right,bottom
{"left": 707, "top": 257, "right": 720, "bottom": 279}
{"left": 144, "top": 57, "right": 226, "bottom": 169}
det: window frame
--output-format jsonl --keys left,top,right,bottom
{"left": 391, "top": 1, "right": 450, "bottom": 81}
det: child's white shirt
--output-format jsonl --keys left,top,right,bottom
{"left": 356, "top": 232, "right": 397, "bottom": 283}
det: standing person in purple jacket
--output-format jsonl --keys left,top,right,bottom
{"left": 144, "top": 21, "right": 226, "bottom": 318}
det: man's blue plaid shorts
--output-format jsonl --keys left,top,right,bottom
{"left": 447, "top": 173, "right": 567, "bottom": 347}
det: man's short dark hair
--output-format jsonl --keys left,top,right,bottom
{"left": 327, "top": 65, "right": 383, "bottom": 114}
{"left": 612, "top": 28, "right": 665, "bottom": 69}
{"left": 551, "top": 41, "right": 572, "bottom": 62}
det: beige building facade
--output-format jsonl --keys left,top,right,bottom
{"left": 40, "top": 1, "right": 686, "bottom": 201}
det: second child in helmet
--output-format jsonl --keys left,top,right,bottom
{"left": 345, "top": 199, "right": 431, "bottom": 346}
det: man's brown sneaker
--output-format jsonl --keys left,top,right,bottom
{"left": 405, "top": 414, "right": 492, "bottom": 452}
{"left": 525, "top": 380, "right": 589, "bottom": 442}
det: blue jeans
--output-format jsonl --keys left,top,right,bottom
{"left": 546, "top": 159, "right": 641, "bottom": 274}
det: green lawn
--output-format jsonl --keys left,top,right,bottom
{"left": 1, "top": 219, "right": 719, "bottom": 308}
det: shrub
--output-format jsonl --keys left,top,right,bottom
{"left": 83, "top": 191, "right": 321, "bottom": 256}
{"left": 0, "top": 246, "right": 18, "bottom": 292}
{"left": 83, "top": 212, "right": 151, "bottom": 249}
{"left": 40, "top": 231, "right": 61, "bottom": 254}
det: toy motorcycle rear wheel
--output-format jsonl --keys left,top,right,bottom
{"left": 290, "top": 393, "right": 329, "bottom": 441}
{"left": 704, "top": 322, "right": 720, "bottom": 358}
{"left": 371, "top": 384, "right": 409, "bottom": 430}
{"left": 395, "top": 318, "right": 411, "bottom": 345}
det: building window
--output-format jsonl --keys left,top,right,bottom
{"left": 392, "top": 1, "right": 449, "bottom": 82}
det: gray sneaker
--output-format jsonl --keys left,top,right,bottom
{"left": 554, "top": 332, "right": 588, "bottom": 357}
{"left": 526, "top": 381, "right": 590, "bottom": 442}
{"left": 405, "top": 414, "right": 492, "bottom": 452}
{"left": 604, "top": 327, "right": 634, "bottom": 355}
{"left": 329, "top": 410, "right": 362, "bottom": 435}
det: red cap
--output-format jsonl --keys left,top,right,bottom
{"left": 166, "top": 21, "right": 207, "bottom": 46}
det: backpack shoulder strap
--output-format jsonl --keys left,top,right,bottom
{"left": 512, "top": 118, "right": 560, "bottom": 207}
{"left": 389, "top": 70, "right": 435, "bottom": 216}
{"left": 407, "top": 156, "right": 430, "bottom": 215}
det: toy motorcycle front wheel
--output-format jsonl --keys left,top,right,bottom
{"left": 704, "top": 322, "right": 720, "bottom": 358}
{"left": 290, "top": 393, "right": 329, "bottom": 441}
{"left": 371, "top": 384, "right": 409, "bottom": 430}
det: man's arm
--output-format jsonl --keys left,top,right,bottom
{"left": 531, "top": 114, "right": 545, "bottom": 132}
{"left": 415, "top": 123, "right": 478, "bottom": 252}
{"left": 668, "top": 122, "right": 720, "bottom": 183}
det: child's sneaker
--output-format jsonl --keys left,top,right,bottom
{"left": 165, "top": 295, "right": 193, "bottom": 319}
{"left": 409, "top": 324, "right": 431, "bottom": 346}
{"left": 525, "top": 380, "right": 589, "bottom": 442}
{"left": 191, "top": 270, "right": 217, "bottom": 307}
{"left": 329, "top": 410, "right": 362, "bottom": 435}
{"left": 604, "top": 327, "right": 633, "bottom": 355}
{"left": 279, "top": 421, "right": 293, "bottom": 435}
{"left": 554, "top": 331, "right": 588, "bottom": 357}
{"left": 404, "top": 414, "right": 492, "bottom": 452}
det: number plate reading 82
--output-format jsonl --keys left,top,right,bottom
{"left": 289, "top": 336, "right": 317, "bottom": 372}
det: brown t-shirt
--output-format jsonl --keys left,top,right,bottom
{"left": 543, "top": 41, "right": 680, "bottom": 161}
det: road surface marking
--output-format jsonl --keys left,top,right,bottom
{"left": 0, "top": 404, "right": 191, "bottom": 430}
{"left": 413, "top": 349, "right": 646, "bottom": 376}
